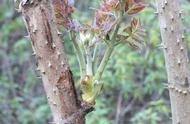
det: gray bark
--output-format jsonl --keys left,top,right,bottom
{"left": 157, "top": 0, "right": 190, "bottom": 124}
{"left": 20, "top": 0, "right": 93, "bottom": 123}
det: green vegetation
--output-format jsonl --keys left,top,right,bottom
{"left": 0, "top": 0, "right": 190, "bottom": 124}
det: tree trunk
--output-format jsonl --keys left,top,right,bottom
{"left": 157, "top": 0, "right": 190, "bottom": 124}
{"left": 20, "top": 0, "right": 93, "bottom": 123}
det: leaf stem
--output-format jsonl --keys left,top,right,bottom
{"left": 92, "top": 44, "right": 99, "bottom": 74}
{"left": 85, "top": 46, "right": 93, "bottom": 76}
{"left": 70, "top": 32, "right": 86, "bottom": 78}
{"left": 94, "top": 44, "right": 114, "bottom": 81}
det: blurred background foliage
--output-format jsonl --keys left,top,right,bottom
{"left": 0, "top": 0, "right": 190, "bottom": 124}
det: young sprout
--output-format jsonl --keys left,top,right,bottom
{"left": 54, "top": 0, "right": 146, "bottom": 105}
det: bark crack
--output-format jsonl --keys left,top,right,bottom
{"left": 40, "top": 7, "right": 55, "bottom": 50}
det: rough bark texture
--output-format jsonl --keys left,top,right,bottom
{"left": 157, "top": 0, "right": 190, "bottom": 124}
{"left": 21, "top": 0, "right": 93, "bottom": 123}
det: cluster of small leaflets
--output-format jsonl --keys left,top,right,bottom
{"left": 51, "top": 0, "right": 146, "bottom": 104}
{"left": 94, "top": 0, "right": 146, "bottom": 48}
{"left": 53, "top": 0, "right": 146, "bottom": 48}
{"left": 52, "top": 0, "right": 75, "bottom": 30}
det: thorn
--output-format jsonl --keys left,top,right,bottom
{"left": 164, "top": 0, "right": 168, "bottom": 5}
{"left": 171, "top": 27, "right": 174, "bottom": 32}
{"left": 177, "top": 39, "right": 180, "bottom": 45}
{"left": 36, "top": 67, "right": 40, "bottom": 71}
{"left": 170, "top": 85, "right": 174, "bottom": 89}
{"left": 182, "top": 35, "right": 185, "bottom": 40}
{"left": 53, "top": 88, "right": 56, "bottom": 93}
{"left": 163, "top": 26, "right": 167, "bottom": 30}
{"left": 163, "top": 83, "right": 168, "bottom": 86}
{"left": 36, "top": 76, "right": 41, "bottom": 79}
{"left": 184, "top": 77, "right": 189, "bottom": 86}
{"left": 53, "top": 102, "right": 57, "bottom": 106}
{"left": 52, "top": 43, "right": 56, "bottom": 49}
{"left": 179, "top": 11, "right": 182, "bottom": 17}
{"left": 180, "top": 46, "right": 184, "bottom": 51}
{"left": 42, "top": 70, "right": 46, "bottom": 74}
{"left": 61, "top": 61, "right": 65, "bottom": 66}
{"left": 157, "top": 43, "right": 167, "bottom": 50}
{"left": 178, "top": 89, "right": 182, "bottom": 93}
{"left": 162, "top": 5, "right": 165, "bottom": 9}
{"left": 183, "top": 91, "right": 187, "bottom": 95}
{"left": 164, "top": 86, "right": 168, "bottom": 89}
{"left": 166, "top": 85, "right": 170, "bottom": 89}
{"left": 154, "top": 11, "right": 159, "bottom": 15}
{"left": 57, "top": 51, "right": 61, "bottom": 58}
{"left": 164, "top": 45, "right": 167, "bottom": 50}
{"left": 177, "top": 59, "right": 181, "bottom": 65}
{"left": 32, "top": 52, "right": 36, "bottom": 56}
{"left": 30, "top": 0, "right": 34, "bottom": 4}
{"left": 171, "top": 15, "right": 174, "bottom": 21}
{"left": 48, "top": 61, "right": 52, "bottom": 68}
{"left": 177, "top": 120, "right": 180, "bottom": 124}
{"left": 24, "top": 35, "right": 30, "bottom": 39}
{"left": 168, "top": 84, "right": 174, "bottom": 89}
{"left": 32, "top": 29, "right": 37, "bottom": 33}
{"left": 57, "top": 31, "right": 62, "bottom": 35}
{"left": 175, "top": 87, "right": 178, "bottom": 92}
{"left": 157, "top": 43, "right": 163, "bottom": 48}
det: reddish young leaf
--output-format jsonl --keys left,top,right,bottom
{"left": 120, "top": 17, "right": 145, "bottom": 49}
{"left": 127, "top": 39, "right": 139, "bottom": 49}
{"left": 93, "top": 0, "right": 146, "bottom": 42}
{"left": 131, "top": 18, "right": 140, "bottom": 30}
{"left": 52, "top": 0, "right": 74, "bottom": 29}
{"left": 132, "top": 34, "right": 144, "bottom": 43}
{"left": 127, "top": 2, "right": 146, "bottom": 15}
{"left": 94, "top": 0, "right": 121, "bottom": 38}
{"left": 125, "top": 0, "right": 135, "bottom": 11}
{"left": 125, "top": 0, "right": 146, "bottom": 15}
{"left": 100, "top": 0, "right": 120, "bottom": 12}
{"left": 124, "top": 27, "right": 132, "bottom": 35}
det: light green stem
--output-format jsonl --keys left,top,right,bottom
{"left": 94, "top": 45, "right": 114, "bottom": 81}
{"left": 86, "top": 47, "right": 93, "bottom": 76}
{"left": 92, "top": 44, "right": 98, "bottom": 74}
{"left": 70, "top": 33, "right": 86, "bottom": 78}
